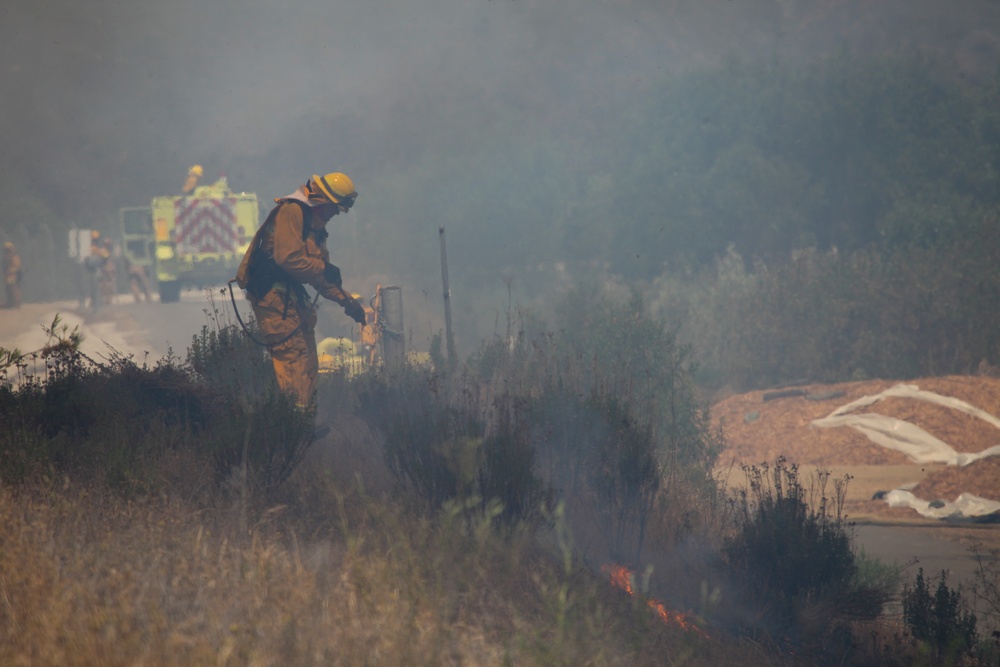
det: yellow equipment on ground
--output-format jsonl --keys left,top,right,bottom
{"left": 318, "top": 284, "right": 431, "bottom": 376}
{"left": 318, "top": 336, "right": 365, "bottom": 377}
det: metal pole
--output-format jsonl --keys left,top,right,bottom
{"left": 439, "top": 226, "right": 457, "bottom": 372}
{"left": 379, "top": 285, "right": 405, "bottom": 374}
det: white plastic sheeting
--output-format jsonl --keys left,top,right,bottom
{"left": 812, "top": 383, "right": 1000, "bottom": 467}
{"left": 811, "top": 383, "right": 1000, "bottom": 519}
{"left": 884, "top": 490, "right": 1000, "bottom": 521}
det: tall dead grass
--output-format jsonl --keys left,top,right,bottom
{"left": 0, "top": 479, "right": 505, "bottom": 666}
{"left": 0, "top": 468, "right": 780, "bottom": 667}
{"left": 0, "top": 301, "right": 855, "bottom": 666}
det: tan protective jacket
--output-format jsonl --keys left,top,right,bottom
{"left": 3, "top": 250, "right": 21, "bottom": 286}
{"left": 265, "top": 201, "right": 351, "bottom": 304}
{"left": 239, "top": 193, "right": 353, "bottom": 407}
{"left": 237, "top": 194, "right": 352, "bottom": 306}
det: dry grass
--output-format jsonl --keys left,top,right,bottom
{"left": 0, "top": 467, "right": 785, "bottom": 667}
{"left": 0, "top": 479, "right": 508, "bottom": 666}
{"left": 0, "top": 412, "right": 842, "bottom": 664}
{"left": 0, "top": 311, "right": 890, "bottom": 666}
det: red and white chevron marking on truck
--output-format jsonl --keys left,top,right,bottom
{"left": 129, "top": 180, "right": 260, "bottom": 302}
{"left": 174, "top": 197, "right": 238, "bottom": 254}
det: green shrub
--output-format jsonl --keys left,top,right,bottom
{"left": 365, "top": 292, "right": 708, "bottom": 564}
{"left": 0, "top": 349, "right": 209, "bottom": 492}
{"left": 0, "top": 316, "right": 314, "bottom": 497}
{"left": 186, "top": 321, "right": 275, "bottom": 400}
{"left": 661, "top": 211, "right": 1000, "bottom": 391}
{"left": 354, "top": 368, "right": 484, "bottom": 508}
{"left": 722, "top": 459, "right": 889, "bottom": 657}
{"left": 478, "top": 430, "right": 553, "bottom": 527}
{"left": 584, "top": 393, "right": 660, "bottom": 565}
{"left": 903, "top": 568, "right": 978, "bottom": 663}
{"left": 185, "top": 321, "right": 313, "bottom": 492}
{"left": 551, "top": 285, "right": 721, "bottom": 474}
{"left": 207, "top": 388, "right": 313, "bottom": 492}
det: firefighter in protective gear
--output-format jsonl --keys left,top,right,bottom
{"left": 3, "top": 242, "right": 22, "bottom": 309}
{"left": 182, "top": 164, "right": 203, "bottom": 194}
{"left": 126, "top": 258, "right": 152, "bottom": 303}
{"left": 98, "top": 236, "right": 117, "bottom": 305}
{"left": 86, "top": 231, "right": 111, "bottom": 310}
{"left": 235, "top": 172, "right": 366, "bottom": 408}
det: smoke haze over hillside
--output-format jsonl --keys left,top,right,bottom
{"left": 2, "top": 0, "right": 998, "bottom": 347}
{"left": 3, "top": 0, "right": 996, "bottom": 220}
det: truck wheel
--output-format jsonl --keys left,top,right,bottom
{"left": 159, "top": 281, "right": 181, "bottom": 303}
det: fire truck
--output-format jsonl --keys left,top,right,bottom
{"left": 120, "top": 177, "right": 260, "bottom": 303}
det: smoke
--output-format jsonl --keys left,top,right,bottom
{"left": 4, "top": 0, "right": 995, "bottom": 217}
{"left": 3, "top": 0, "right": 997, "bottom": 345}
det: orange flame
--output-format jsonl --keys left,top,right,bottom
{"left": 602, "top": 564, "right": 709, "bottom": 638}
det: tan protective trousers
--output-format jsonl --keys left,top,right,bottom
{"left": 251, "top": 287, "right": 319, "bottom": 408}
{"left": 4, "top": 283, "right": 21, "bottom": 309}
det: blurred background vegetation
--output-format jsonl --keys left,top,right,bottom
{"left": 7, "top": 47, "right": 999, "bottom": 392}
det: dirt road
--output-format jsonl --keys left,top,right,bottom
{"left": 0, "top": 290, "right": 257, "bottom": 364}
{"left": 0, "top": 299, "right": 172, "bottom": 364}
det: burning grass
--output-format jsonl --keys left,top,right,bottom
{"left": 0, "top": 368, "right": 787, "bottom": 662}
{"left": 602, "top": 563, "right": 710, "bottom": 638}
{"left": 0, "top": 296, "right": 927, "bottom": 666}
{"left": 0, "top": 474, "right": 782, "bottom": 667}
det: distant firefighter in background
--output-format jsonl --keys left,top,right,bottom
{"left": 182, "top": 164, "right": 203, "bottom": 194}
{"left": 126, "top": 258, "right": 152, "bottom": 303}
{"left": 85, "top": 230, "right": 108, "bottom": 311}
{"left": 98, "top": 237, "right": 118, "bottom": 305}
{"left": 3, "top": 242, "right": 23, "bottom": 309}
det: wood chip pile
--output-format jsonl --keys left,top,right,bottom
{"left": 712, "top": 375, "right": 1000, "bottom": 505}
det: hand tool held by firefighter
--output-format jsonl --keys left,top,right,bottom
{"left": 323, "top": 262, "right": 342, "bottom": 287}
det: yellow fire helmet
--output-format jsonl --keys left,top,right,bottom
{"left": 91, "top": 229, "right": 101, "bottom": 239}
{"left": 189, "top": 164, "right": 204, "bottom": 177}
{"left": 311, "top": 172, "right": 357, "bottom": 208}
{"left": 3, "top": 242, "right": 14, "bottom": 250}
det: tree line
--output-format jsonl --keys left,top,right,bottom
{"left": 5, "top": 49, "right": 999, "bottom": 389}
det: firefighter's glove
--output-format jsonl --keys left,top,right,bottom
{"left": 323, "top": 262, "right": 343, "bottom": 287}
{"left": 343, "top": 297, "right": 366, "bottom": 325}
